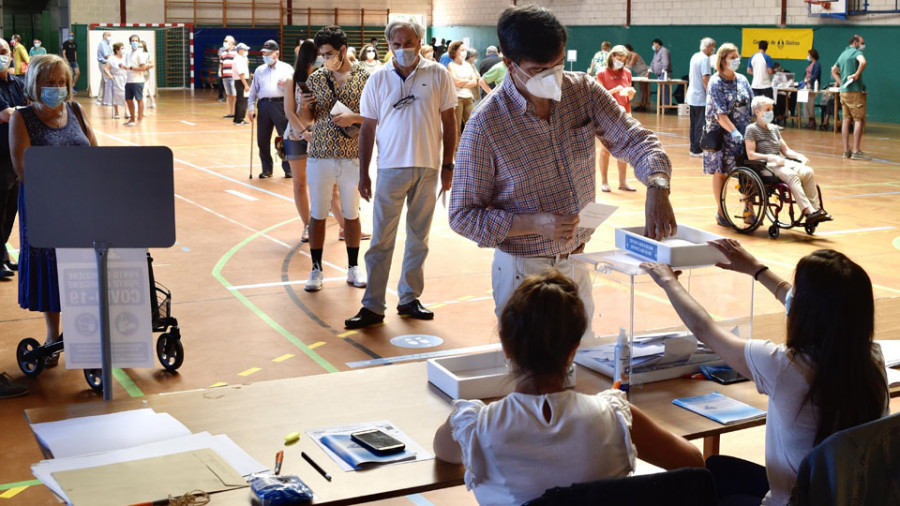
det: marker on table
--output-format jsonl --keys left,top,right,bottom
{"left": 274, "top": 450, "right": 284, "bottom": 475}
{"left": 301, "top": 451, "right": 331, "bottom": 482}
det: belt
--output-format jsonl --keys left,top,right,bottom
{"left": 538, "top": 243, "right": 585, "bottom": 260}
{"left": 258, "top": 97, "right": 283, "bottom": 102}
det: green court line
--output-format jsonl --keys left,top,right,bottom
{"left": 212, "top": 218, "right": 339, "bottom": 374}
{"left": 0, "top": 479, "right": 40, "bottom": 491}
{"left": 113, "top": 368, "right": 145, "bottom": 397}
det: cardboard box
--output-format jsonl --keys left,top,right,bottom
{"left": 614, "top": 225, "right": 727, "bottom": 267}
{"left": 427, "top": 350, "right": 575, "bottom": 400}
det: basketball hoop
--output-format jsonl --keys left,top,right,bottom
{"left": 804, "top": 0, "right": 831, "bottom": 9}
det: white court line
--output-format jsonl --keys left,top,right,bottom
{"left": 225, "top": 189, "right": 258, "bottom": 201}
{"left": 814, "top": 226, "right": 896, "bottom": 236}
{"left": 180, "top": 120, "right": 196, "bottom": 126}
{"left": 831, "top": 191, "right": 900, "bottom": 199}
{"left": 229, "top": 277, "right": 347, "bottom": 290}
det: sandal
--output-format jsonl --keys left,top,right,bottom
{"left": 301, "top": 225, "right": 309, "bottom": 243}
{"left": 618, "top": 185, "right": 637, "bottom": 192}
{"left": 601, "top": 184, "right": 611, "bottom": 193}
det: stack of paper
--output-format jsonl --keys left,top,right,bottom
{"left": 30, "top": 409, "right": 267, "bottom": 505}
{"left": 306, "top": 420, "right": 433, "bottom": 472}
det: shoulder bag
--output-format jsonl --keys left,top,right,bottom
{"left": 324, "top": 74, "right": 360, "bottom": 140}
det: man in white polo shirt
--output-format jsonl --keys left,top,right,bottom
{"left": 345, "top": 19, "right": 457, "bottom": 329}
{"left": 123, "top": 34, "right": 151, "bottom": 126}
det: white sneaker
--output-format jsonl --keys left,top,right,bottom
{"left": 346, "top": 265, "right": 367, "bottom": 288}
{"left": 305, "top": 267, "right": 324, "bottom": 292}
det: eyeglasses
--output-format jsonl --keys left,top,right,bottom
{"left": 392, "top": 95, "right": 417, "bottom": 109}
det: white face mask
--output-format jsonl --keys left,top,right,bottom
{"left": 393, "top": 47, "right": 418, "bottom": 67}
{"left": 784, "top": 287, "right": 793, "bottom": 315}
{"left": 807, "top": 55, "right": 812, "bottom": 62}
{"left": 613, "top": 59, "right": 625, "bottom": 70}
{"left": 515, "top": 62, "right": 564, "bottom": 101}
{"left": 728, "top": 57, "right": 741, "bottom": 71}
{"left": 263, "top": 55, "right": 275, "bottom": 65}
{"left": 762, "top": 111, "right": 775, "bottom": 124}
{"left": 859, "top": 43, "right": 866, "bottom": 51}
{"left": 0, "top": 55, "right": 9, "bottom": 72}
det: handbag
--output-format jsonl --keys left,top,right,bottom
{"left": 699, "top": 127, "right": 724, "bottom": 152}
{"left": 324, "top": 74, "right": 360, "bottom": 140}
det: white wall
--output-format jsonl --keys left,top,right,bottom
{"left": 432, "top": 0, "right": 900, "bottom": 26}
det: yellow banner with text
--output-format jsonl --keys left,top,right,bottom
{"left": 741, "top": 28, "right": 814, "bottom": 60}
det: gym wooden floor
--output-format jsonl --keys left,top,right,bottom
{"left": 2, "top": 89, "right": 899, "bottom": 505}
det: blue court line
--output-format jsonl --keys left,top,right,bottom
{"left": 346, "top": 343, "right": 501, "bottom": 368}
{"left": 405, "top": 493, "right": 435, "bottom": 506}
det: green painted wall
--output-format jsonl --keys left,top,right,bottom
{"left": 433, "top": 24, "right": 899, "bottom": 124}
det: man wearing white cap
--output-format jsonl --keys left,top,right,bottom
{"left": 232, "top": 42, "right": 250, "bottom": 125}
{"left": 248, "top": 40, "right": 294, "bottom": 178}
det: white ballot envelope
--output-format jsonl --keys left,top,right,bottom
{"left": 797, "top": 90, "right": 810, "bottom": 103}
{"left": 331, "top": 100, "right": 354, "bottom": 116}
{"left": 578, "top": 202, "right": 618, "bottom": 229}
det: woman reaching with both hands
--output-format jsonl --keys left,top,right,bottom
{"left": 433, "top": 269, "right": 703, "bottom": 506}
{"left": 641, "top": 239, "right": 888, "bottom": 506}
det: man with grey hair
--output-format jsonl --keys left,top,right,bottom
{"left": 345, "top": 19, "right": 458, "bottom": 329}
{"left": 96, "top": 31, "right": 112, "bottom": 103}
{"left": 687, "top": 37, "right": 716, "bottom": 156}
{"left": 479, "top": 45, "right": 501, "bottom": 76}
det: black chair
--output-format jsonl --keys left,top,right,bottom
{"left": 790, "top": 412, "right": 900, "bottom": 506}
{"left": 523, "top": 467, "right": 717, "bottom": 506}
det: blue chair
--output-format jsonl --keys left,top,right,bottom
{"left": 523, "top": 467, "right": 717, "bottom": 506}
{"left": 790, "top": 412, "right": 900, "bottom": 506}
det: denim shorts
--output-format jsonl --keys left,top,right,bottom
{"left": 283, "top": 139, "right": 308, "bottom": 161}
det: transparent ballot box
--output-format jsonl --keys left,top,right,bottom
{"left": 571, "top": 241, "right": 757, "bottom": 388}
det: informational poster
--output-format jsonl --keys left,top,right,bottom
{"left": 57, "top": 248, "right": 154, "bottom": 369}
{"left": 741, "top": 28, "right": 814, "bottom": 60}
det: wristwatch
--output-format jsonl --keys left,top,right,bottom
{"left": 441, "top": 163, "right": 454, "bottom": 171}
{"left": 647, "top": 175, "right": 670, "bottom": 192}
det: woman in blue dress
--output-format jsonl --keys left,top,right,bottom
{"left": 9, "top": 54, "right": 96, "bottom": 366}
{"left": 703, "top": 43, "right": 753, "bottom": 227}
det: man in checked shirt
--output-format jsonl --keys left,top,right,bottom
{"left": 450, "top": 5, "right": 677, "bottom": 327}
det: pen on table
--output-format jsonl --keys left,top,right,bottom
{"left": 681, "top": 373, "right": 706, "bottom": 380}
{"left": 302, "top": 451, "right": 332, "bottom": 481}
{"left": 274, "top": 449, "right": 284, "bottom": 475}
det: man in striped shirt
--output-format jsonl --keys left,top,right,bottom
{"left": 450, "top": 5, "right": 677, "bottom": 326}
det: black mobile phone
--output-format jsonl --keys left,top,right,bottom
{"left": 297, "top": 81, "right": 310, "bottom": 93}
{"left": 707, "top": 368, "right": 750, "bottom": 385}
{"left": 350, "top": 429, "right": 406, "bottom": 456}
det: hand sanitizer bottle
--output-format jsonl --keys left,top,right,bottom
{"left": 614, "top": 327, "right": 631, "bottom": 393}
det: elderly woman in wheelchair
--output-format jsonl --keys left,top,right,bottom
{"left": 744, "top": 96, "right": 832, "bottom": 225}
{"left": 720, "top": 96, "right": 832, "bottom": 237}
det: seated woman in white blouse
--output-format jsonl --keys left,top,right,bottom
{"left": 432, "top": 269, "right": 704, "bottom": 506}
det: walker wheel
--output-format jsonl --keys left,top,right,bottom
{"left": 157, "top": 333, "right": 184, "bottom": 372}
{"left": 17, "top": 337, "right": 45, "bottom": 377}
{"left": 84, "top": 369, "right": 104, "bottom": 393}
{"left": 804, "top": 222, "right": 818, "bottom": 235}
{"left": 768, "top": 225, "right": 780, "bottom": 239}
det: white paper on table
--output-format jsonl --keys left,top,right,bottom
{"left": 32, "top": 431, "right": 265, "bottom": 502}
{"left": 31, "top": 409, "right": 191, "bottom": 459}
{"left": 578, "top": 202, "right": 618, "bottom": 230}
{"left": 797, "top": 90, "right": 810, "bottom": 103}
{"left": 875, "top": 340, "right": 900, "bottom": 367}
{"left": 330, "top": 100, "right": 354, "bottom": 116}
{"left": 57, "top": 248, "right": 154, "bottom": 369}
{"left": 306, "top": 420, "right": 433, "bottom": 472}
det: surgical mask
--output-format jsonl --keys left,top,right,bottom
{"left": 40, "top": 86, "right": 68, "bottom": 108}
{"left": 392, "top": 47, "right": 418, "bottom": 67}
{"left": 807, "top": 55, "right": 812, "bottom": 61}
{"left": 613, "top": 59, "right": 625, "bottom": 70}
{"left": 859, "top": 44, "right": 865, "bottom": 51}
{"left": 784, "top": 287, "right": 793, "bottom": 316}
{"left": 515, "top": 62, "right": 564, "bottom": 101}
{"left": 263, "top": 55, "right": 275, "bottom": 66}
{"left": 131, "top": 41, "right": 139, "bottom": 50}
{"left": 324, "top": 52, "right": 343, "bottom": 71}
{"left": 728, "top": 58, "right": 741, "bottom": 71}
{"left": 34, "top": 42, "right": 41, "bottom": 48}
{"left": 0, "top": 55, "right": 9, "bottom": 72}
{"left": 762, "top": 111, "right": 774, "bottom": 124}
{"left": 314, "top": 56, "right": 324, "bottom": 68}
{"left": 651, "top": 45, "right": 657, "bottom": 52}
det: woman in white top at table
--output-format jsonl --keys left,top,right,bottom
{"left": 642, "top": 240, "right": 888, "bottom": 506}
{"left": 103, "top": 42, "right": 126, "bottom": 118}
{"left": 433, "top": 269, "right": 704, "bottom": 506}
{"left": 447, "top": 41, "right": 478, "bottom": 137}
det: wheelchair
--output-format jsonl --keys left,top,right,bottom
{"left": 719, "top": 156, "right": 826, "bottom": 238}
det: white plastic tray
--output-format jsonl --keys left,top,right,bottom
{"left": 614, "top": 225, "right": 726, "bottom": 267}
{"left": 427, "top": 350, "right": 575, "bottom": 400}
